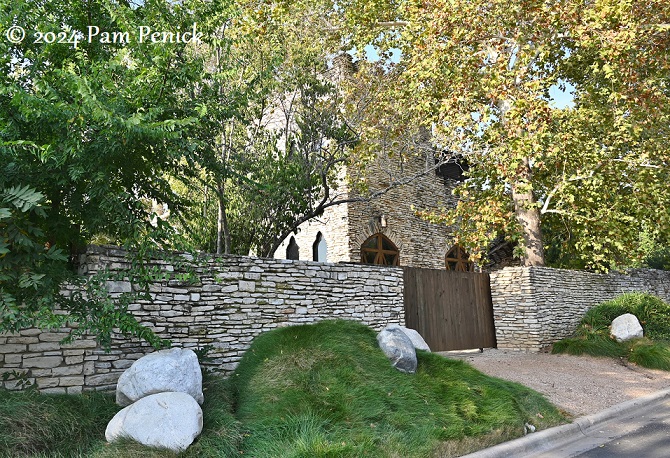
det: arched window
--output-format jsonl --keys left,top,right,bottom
{"left": 312, "top": 232, "right": 328, "bottom": 262}
{"left": 286, "top": 237, "right": 300, "bottom": 260}
{"left": 445, "top": 245, "right": 474, "bottom": 272}
{"left": 361, "top": 233, "right": 400, "bottom": 266}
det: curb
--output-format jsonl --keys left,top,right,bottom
{"left": 460, "top": 387, "right": 670, "bottom": 458}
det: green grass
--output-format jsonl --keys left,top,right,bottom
{"left": 553, "top": 293, "right": 670, "bottom": 370}
{"left": 0, "top": 389, "right": 118, "bottom": 457}
{"left": 1, "top": 320, "right": 566, "bottom": 457}
{"left": 229, "top": 319, "right": 564, "bottom": 457}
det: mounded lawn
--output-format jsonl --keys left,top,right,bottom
{"left": 1, "top": 320, "right": 566, "bottom": 457}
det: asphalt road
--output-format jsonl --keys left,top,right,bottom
{"left": 574, "top": 418, "right": 670, "bottom": 458}
{"left": 535, "top": 398, "right": 670, "bottom": 458}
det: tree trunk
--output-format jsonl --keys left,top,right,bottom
{"left": 511, "top": 157, "right": 545, "bottom": 266}
{"left": 216, "top": 183, "right": 231, "bottom": 255}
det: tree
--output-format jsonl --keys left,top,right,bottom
{"left": 0, "top": 0, "right": 207, "bottom": 343}
{"left": 336, "top": 0, "right": 670, "bottom": 271}
{"left": 176, "top": 0, "right": 360, "bottom": 257}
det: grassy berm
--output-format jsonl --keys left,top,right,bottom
{"left": 1, "top": 320, "right": 565, "bottom": 457}
{"left": 553, "top": 293, "right": 670, "bottom": 370}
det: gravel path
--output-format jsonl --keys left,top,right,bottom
{"left": 442, "top": 349, "right": 670, "bottom": 417}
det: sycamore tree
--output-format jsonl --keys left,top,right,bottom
{"left": 337, "top": 0, "right": 670, "bottom": 271}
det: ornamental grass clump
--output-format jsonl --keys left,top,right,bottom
{"left": 553, "top": 293, "right": 670, "bottom": 370}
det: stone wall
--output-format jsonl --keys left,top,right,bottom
{"left": 491, "top": 267, "right": 670, "bottom": 351}
{"left": 0, "top": 246, "right": 404, "bottom": 393}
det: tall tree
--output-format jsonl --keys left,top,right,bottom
{"left": 0, "top": 0, "right": 207, "bottom": 342}
{"left": 179, "top": 0, "right": 359, "bottom": 257}
{"left": 336, "top": 0, "right": 670, "bottom": 271}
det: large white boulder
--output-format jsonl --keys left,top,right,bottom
{"left": 611, "top": 313, "right": 644, "bottom": 342}
{"left": 377, "top": 326, "right": 417, "bottom": 374}
{"left": 116, "top": 348, "right": 204, "bottom": 406}
{"left": 106, "top": 392, "right": 203, "bottom": 452}
{"left": 386, "top": 324, "right": 431, "bottom": 352}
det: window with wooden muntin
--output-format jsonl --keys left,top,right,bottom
{"left": 445, "top": 245, "right": 474, "bottom": 271}
{"left": 361, "top": 233, "right": 400, "bottom": 266}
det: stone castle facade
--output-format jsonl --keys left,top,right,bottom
{"left": 275, "top": 151, "right": 464, "bottom": 270}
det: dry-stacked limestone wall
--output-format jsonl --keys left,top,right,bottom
{"left": 491, "top": 267, "right": 670, "bottom": 351}
{"left": 0, "top": 246, "right": 404, "bottom": 393}
{"left": 4, "top": 248, "right": 669, "bottom": 393}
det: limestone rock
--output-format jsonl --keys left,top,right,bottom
{"left": 377, "top": 327, "right": 417, "bottom": 373}
{"left": 386, "top": 324, "right": 431, "bottom": 352}
{"left": 611, "top": 313, "right": 644, "bottom": 342}
{"left": 116, "top": 348, "right": 203, "bottom": 406}
{"left": 106, "top": 392, "right": 203, "bottom": 452}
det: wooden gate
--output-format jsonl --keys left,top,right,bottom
{"left": 403, "top": 267, "right": 496, "bottom": 351}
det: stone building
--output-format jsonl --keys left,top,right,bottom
{"left": 275, "top": 150, "right": 473, "bottom": 270}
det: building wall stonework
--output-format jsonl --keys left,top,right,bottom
{"left": 491, "top": 267, "right": 670, "bottom": 351}
{"left": 275, "top": 186, "right": 352, "bottom": 263}
{"left": 0, "top": 246, "right": 404, "bottom": 393}
{"left": 346, "top": 152, "right": 460, "bottom": 269}
{"left": 277, "top": 152, "right": 461, "bottom": 269}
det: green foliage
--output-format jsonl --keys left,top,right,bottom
{"left": 1, "top": 0, "right": 204, "bottom": 249}
{"left": 553, "top": 293, "right": 670, "bottom": 370}
{"left": 628, "top": 340, "right": 670, "bottom": 371}
{"left": 0, "top": 321, "right": 566, "bottom": 457}
{"left": 0, "top": 0, "right": 207, "bottom": 344}
{"left": 552, "top": 335, "right": 627, "bottom": 358}
{"left": 644, "top": 247, "right": 670, "bottom": 271}
{"left": 580, "top": 293, "right": 670, "bottom": 342}
{"left": 0, "top": 182, "right": 177, "bottom": 347}
{"left": 0, "top": 374, "right": 242, "bottom": 458}
{"left": 177, "top": 1, "right": 356, "bottom": 257}
{"left": 335, "top": 0, "right": 670, "bottom": 271}
{"left": 0, "top": 185, "right": 71, "bottom": 333}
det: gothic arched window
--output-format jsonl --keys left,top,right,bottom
{"left": 312, "top": 232, "right": 327, "bottom": 262}
{"left": 286, "top": 236, "right": 300, "bottom": 260}
{"left": 445, "top": 244, "right": 474, "bottom": 271}
{"left": 361, "top": 233, "right": 400, "bottom": 266}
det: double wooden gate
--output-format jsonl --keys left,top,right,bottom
{"left": 403, "top": 267, "right": 496, "bottom": 351}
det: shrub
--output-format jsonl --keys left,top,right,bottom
{"left": 553, "top": 293, "right": 670, "bottom": 370}
{"left": 644, "top": 247, "right": 670, "bottom": 271}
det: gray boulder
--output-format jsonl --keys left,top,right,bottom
{"left": 611, "top": 313, "right": 644, "bottom": 342}
{"left": 106, "top": 392, "right": 203, "bottom": 452}
{"left": 377, "top": 326, "right": 417, "bottom": 373}
{"left": 116, "top": 347, "right": 203, "bottom": 406}
{"left": 386, "top": 324, "right": 431, "bottom": 352}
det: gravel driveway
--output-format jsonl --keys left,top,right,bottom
{"left": 442, "top": 349, "right": 670, "bottom": 417}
